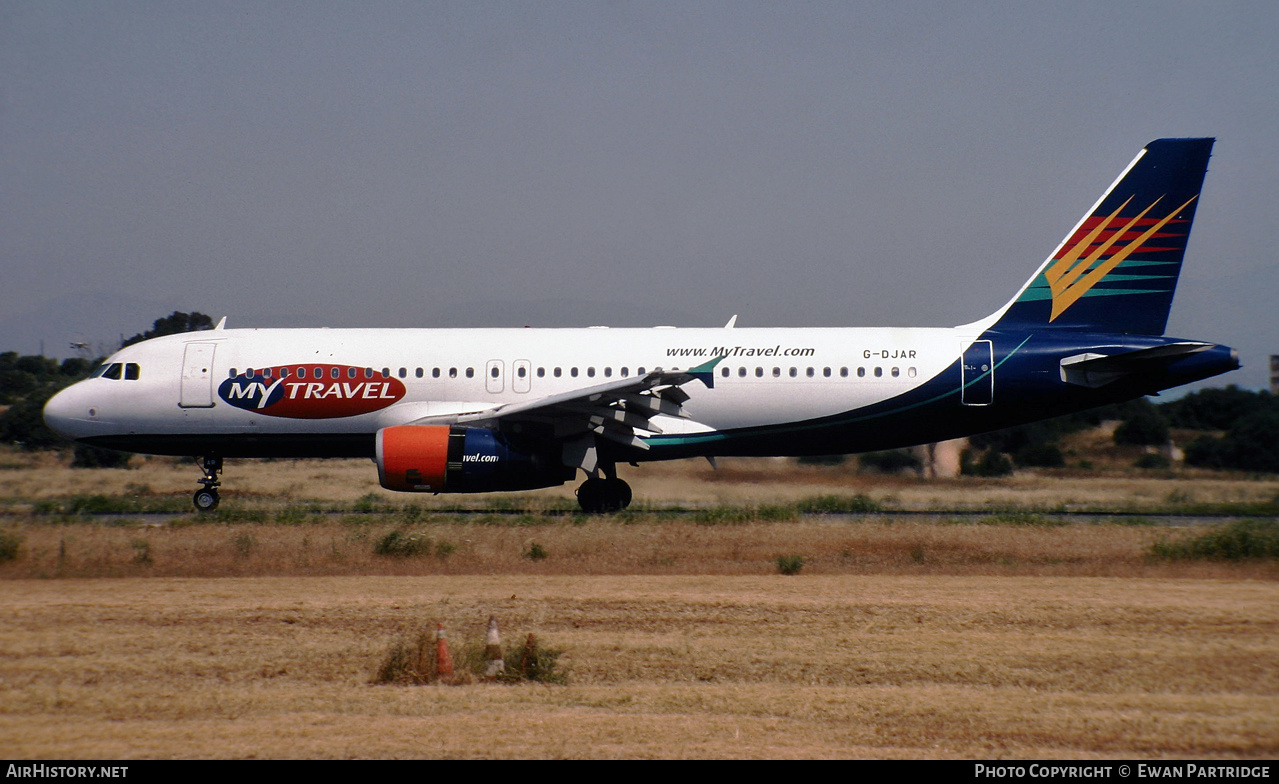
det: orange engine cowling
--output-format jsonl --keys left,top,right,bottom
{"left": 375, "top": 425, "right": 574, "bottom": 494}
{"left": 376, "top": 425, "right": 452, "bottom": 492}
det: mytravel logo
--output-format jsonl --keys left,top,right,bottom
{"left": 1044, "top": 193, "right": 1197, "bottom": 321}
{"left": 218, "top": 364, "right": 406, "bottom": 419}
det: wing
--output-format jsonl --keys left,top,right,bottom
{"left": 409, "top": 357, "right": 724, "bottom": 471}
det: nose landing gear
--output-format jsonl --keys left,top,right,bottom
{"left": 193, "top": 455, "right": 222, "bottom": 511}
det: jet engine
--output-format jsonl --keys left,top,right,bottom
{"left": 376, "top": 425, "right": 574, "bottom": 493}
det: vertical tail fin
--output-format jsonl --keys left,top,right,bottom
{"left": 991, "top": 138, "right": 1214, "bottom": 335}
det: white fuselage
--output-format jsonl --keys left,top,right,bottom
{"left": 45, "top": 325, "right": 970, "bottom": 448}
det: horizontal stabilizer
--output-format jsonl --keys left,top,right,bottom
{"left": 1059, "top": 342, "right": 1213, "bottom": 388}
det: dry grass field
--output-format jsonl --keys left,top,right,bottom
{"left": 3, "top": 447, "right": 1277, "bottom": 512}
{"left": 3, "top": 575, "right": 1277, "bottom": 759}
{"left": 2, "top": 448, "right": 1278, "bottom": 758}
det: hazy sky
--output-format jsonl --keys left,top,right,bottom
{"left": 2, "top": 1, "right": 1276, "bottom": 390}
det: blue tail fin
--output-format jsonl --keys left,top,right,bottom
{"left": 993, "top": 138, "right": 1214, "bottom": 335}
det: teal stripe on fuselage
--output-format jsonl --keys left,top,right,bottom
{"left": 650, "top": 334, "right": 1033, "bottom": 449}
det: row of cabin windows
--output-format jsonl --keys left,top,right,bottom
{"left": 228, "top": 365, "right": 917, "bottom": 381}
{"left": 228, "top": 366, "right": 650, "bottom": 380}
{"left": 230, "top": 366, "right": 401, "bottom": 380}
{"left": 723, "top": 365, "right": 917, "bottom": 379}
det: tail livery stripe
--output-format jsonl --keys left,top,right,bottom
{"left": 1045, "top": 193, "right": 1197, "bottom": 321}
{"left": 992, "top": 137, "right": 1213, "bottom": 336}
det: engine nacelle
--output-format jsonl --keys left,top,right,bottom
{"left": 376, "top": 425, "right": 574, "bottom": 493}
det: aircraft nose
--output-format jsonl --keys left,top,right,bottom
{"left": 43, "top": 384, "right": 95, "bottom": 441}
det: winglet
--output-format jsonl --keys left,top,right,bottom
{"left": 687, "top": 356, "right": 725, "bottom": 389}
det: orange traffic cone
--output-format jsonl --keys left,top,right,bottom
{"left": 435, "top": 622, "right": 454, "bottom": 679}
{"left": 484, "top": 615, "right": 504, "bottom": 679}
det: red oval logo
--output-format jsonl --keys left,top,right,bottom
{"left": 218, "top": 364, "right": 406, "bottom": 419}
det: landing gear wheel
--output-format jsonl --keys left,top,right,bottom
{"left": 605, "top": 477, "right": 632, "bottom": 510}
{"left": 192, "top": 455, "right": 223, "bottom": 512}
{"left": 576, "top": 477, "right": 632, "bottom": 514}
{"left": 193, "top": 487, "right": 220, "bottom": 511}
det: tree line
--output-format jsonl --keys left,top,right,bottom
{"left": 959, "top": 389, "right": 1279, "bottom": 475}
{"left": 0, "top": 312, "right": 214, "bottom": 462}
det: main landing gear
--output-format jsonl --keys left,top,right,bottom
{"left": 575, "top": 465, "right": 632, "bottom": 514}
{"left": 193, "top": 455, "right": 222, "bottom": 511}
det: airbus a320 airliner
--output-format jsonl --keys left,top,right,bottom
{"left": 44, "top": 138, "right": 1239, "bottom": 512}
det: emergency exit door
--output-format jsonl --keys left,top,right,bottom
{"left": 961, "top": 340, "right": 993, "bottom": 406}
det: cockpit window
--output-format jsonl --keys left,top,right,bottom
{"left": 93, "top": 362, "right": 141, "bottom": 380}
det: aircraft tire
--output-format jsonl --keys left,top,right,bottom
{"left": 576, "top": 477, "right": 631, "bottom": 513}
{"left": 606, "top": 477, "right": 632, "bottom": 510}
{"left": 193, "top": 487, "right": 220, "bottom": 512}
